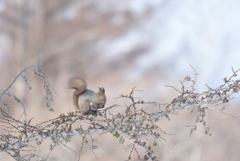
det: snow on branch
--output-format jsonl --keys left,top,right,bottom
{"left": 0, "top": 65, "right": 240, "bottom": 161}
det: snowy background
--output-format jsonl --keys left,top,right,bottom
{"left": 97, "top": 0, "right": 240, "bottom": 87}
{"left": 1, "top": 0, "right": 240, "bottom": 87}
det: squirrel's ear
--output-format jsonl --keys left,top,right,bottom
{"left": 98, "top": 87, "right": 105, "bottom": 93}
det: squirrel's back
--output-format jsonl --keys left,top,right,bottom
{"left": 77, "top": 89, "right": 95, "bottom": 105}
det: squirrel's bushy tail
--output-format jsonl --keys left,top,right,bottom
{"left": 68, "top": 77, "right": 87, "bottom": 111}
{"left": 68, "top": 77, "right": 87, "bottom": 94}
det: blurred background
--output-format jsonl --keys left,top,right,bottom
{"left": 0, "top": 0, "right": 240, "bottom": 161}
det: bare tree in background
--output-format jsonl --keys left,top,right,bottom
{"left": 0, "top": 0, "right": 147, "bottom": 79}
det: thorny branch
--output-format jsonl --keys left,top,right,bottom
{"left": 0, "top": 65, "right": 36, "bottom": 98}
{"left": 0, "top": 65, "right": 240, "bottom": 161}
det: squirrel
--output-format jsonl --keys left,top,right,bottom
{"left": 68, "top": 77, "right": 106, "bottom": 115}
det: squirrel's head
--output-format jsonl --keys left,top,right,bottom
{"left": 98, "top": 87, "right": 105, "bottom": 93}
{"left": 93, "top": 87, "right": 106, "bottom": 109}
